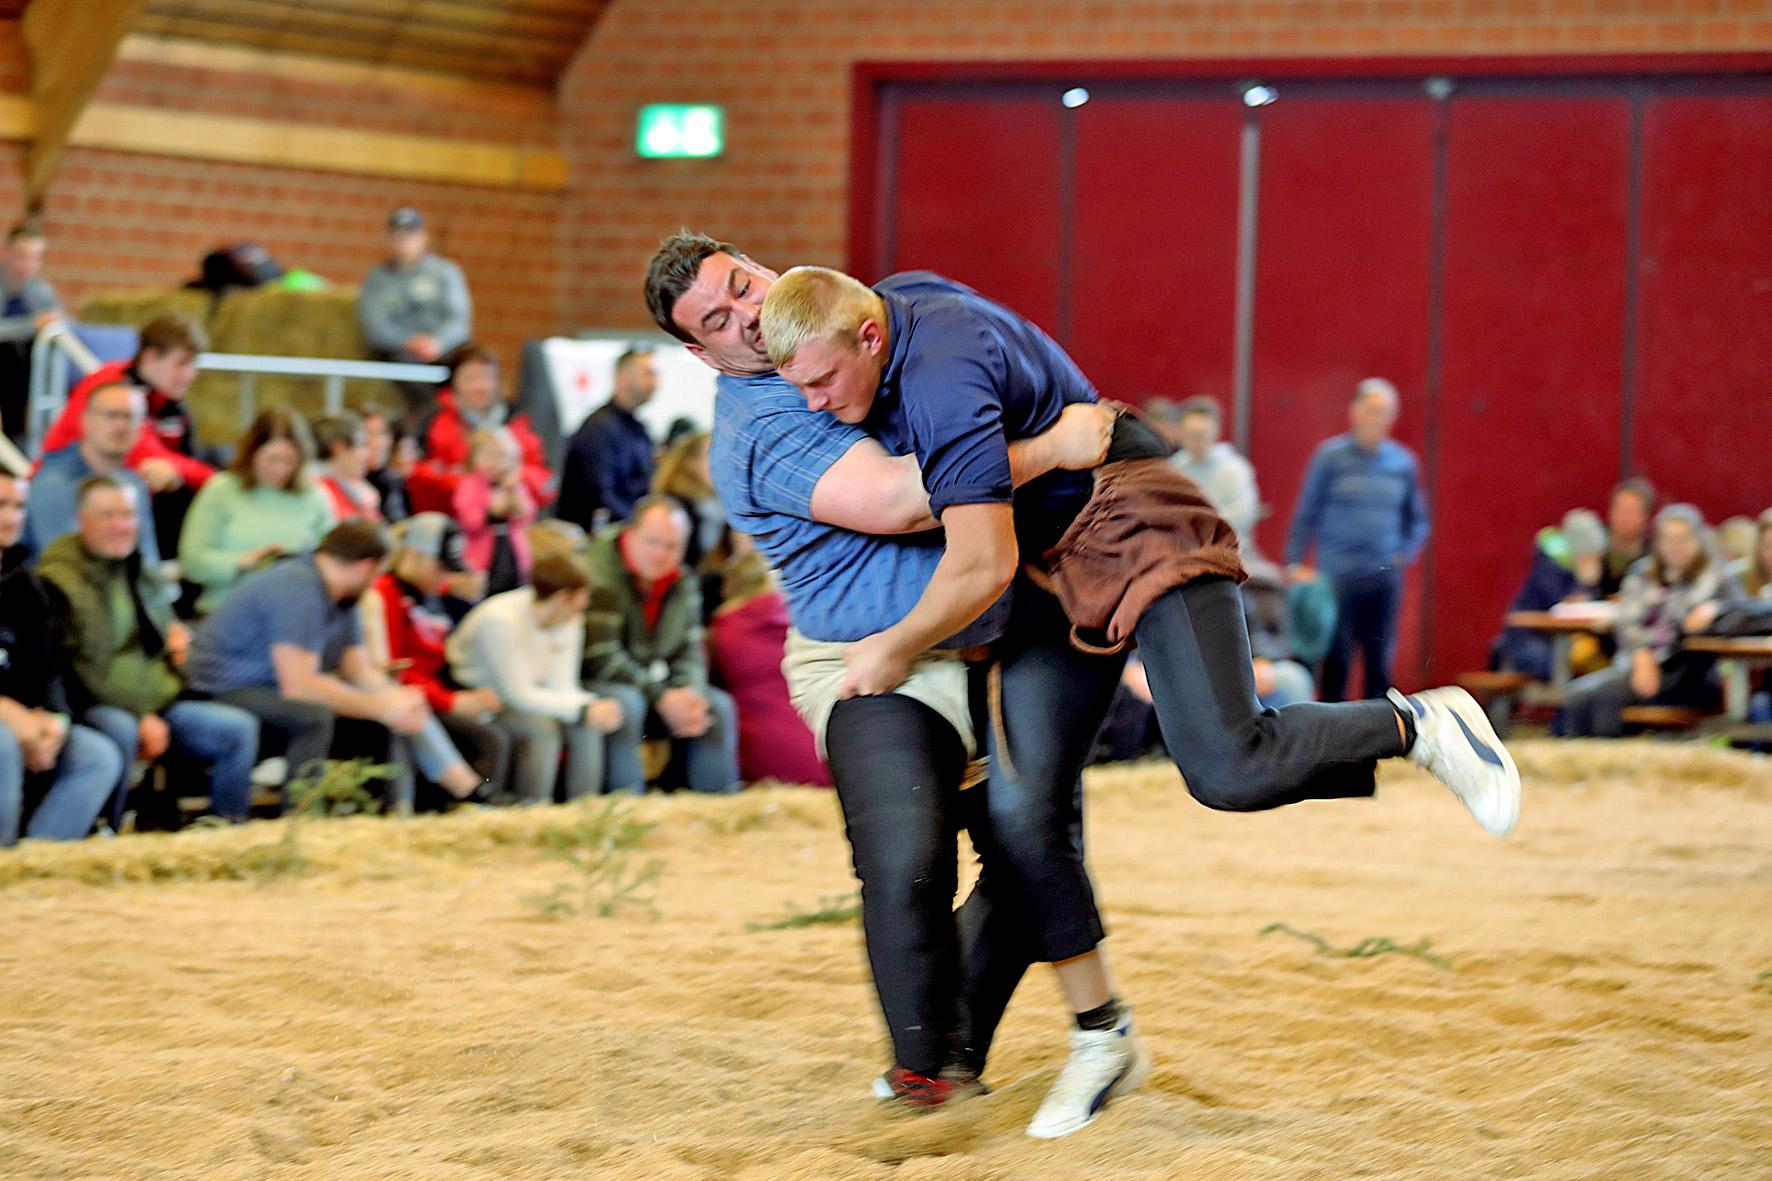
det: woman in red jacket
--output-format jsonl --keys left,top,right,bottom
{"left": 407, "top": 344, "right": 553, "bottom": 515}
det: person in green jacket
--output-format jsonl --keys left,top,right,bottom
{"left": 179, "top": 409, "right": 336, "bottom": 614}
{"left": 582, "top": 496, "right": 739, "bottom": 794}
{"left": 40, "top": 475, "right": 262, "bottom": 822}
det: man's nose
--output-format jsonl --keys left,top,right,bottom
{"left": 804, "top": 388, "right": 827, "bottom": 412}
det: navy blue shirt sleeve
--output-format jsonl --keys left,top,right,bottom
{"left": 896, "top": 317, "right": 1015, "bottom": 517}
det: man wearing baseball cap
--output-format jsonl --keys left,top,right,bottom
{"left": 358, "top": 206, "right": 473, "bottom": 417}
{"left": 359, "top": 513, "right": 514, "bottom": 802}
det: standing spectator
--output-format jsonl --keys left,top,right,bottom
{"left": 358, "top": 206, "right": 470, "bottom": 416}
{"left": 312, "top": 411, "right": 383, "bottom": 521}
{"left": 407, "top": 344, "right": 552, "bottom": 515}
{"left": 42, "top": 315, "right": 214, "bottom": 551}
{"left": 454, "top": 427, "right": 535, "bottom": 597}
{"left": 557, "top": 347, "right": 658, "bottom": 530}
{"left": 1489, "top": 509, "right": 1608, "bottom": 680}
{"left": 0, "top": 470, "right": 123, "bottom": 846}
{"left": 1601, "top": 478, "right": 1656, "bottom": 598}
{"left": 185, "top": 520, "right": 483, "bottom": 811}
{"left": 25, "top": 382, "right": 165, "bottom": 569}
{"left": 0, "top": 222, "right": 63, "bottom": 443}
{"left": 1561, "top": 505, "right": 1738, "bottom": 737}
{"left": 583, "top": 497, "right": 740, "bottom": 795}
{"left": 1168, "top": 396, "right": 1261, "bottom": 543}
{"left": 179, "top": 410, "right": 336, "bottom": 614}
{"left": 361, "top": 403, "right": 411, "bottom": 522}
{"left": 39, "top": 476, "right": 260, "bottom": 824}
{"left": 359, "top": 514, "right": 515, "bottom": 801}
{"left": 446, "top": 553, "right": 632, "bottom": 802}
{"left": 1285, "top": 378, "right": 1431, "bottom": 701}
{"left": 708, "top": 543, "right": 829, "bottom": 786}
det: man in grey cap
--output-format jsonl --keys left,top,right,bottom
{"left": 359, "top": 206, "right": 473, "bottom": 417}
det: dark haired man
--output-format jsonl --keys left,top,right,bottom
{"left": 557, "top": 347, "right": 658, "bottom": 530}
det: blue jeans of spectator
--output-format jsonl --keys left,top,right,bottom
{"left": 1320, "top": 567, "right": 1404, "bottom": 702}
{"left": 612, "top": 683, "right": 741, "bottom": 795}
{"left": 1260, "top": 658, "right": 1317, "bottom": 709}
{"left": 1558, "top": 653, "right": 1718, "bottom": 738}
{"left": 0, "top": 723, "right": 124, "bottom": 846}
{"left": 213, "top": 688, "right": 421, "bottom": 812}
{"left": 499, "top": 707, "right": 609, "bottom": 802}
{"left": 86, "top": 701, "right": 261, "bottom": 822}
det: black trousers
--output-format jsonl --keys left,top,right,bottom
{"left": 1320, "top": 567, "right": 1404, "bottom": 702}
{"left": 824, "top": 694, "right": 1039, "bottom": 1078}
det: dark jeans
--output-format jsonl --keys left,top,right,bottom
{"left": 1138, "top": 578, "right": 1406, "bottom": 808}
{"left": 1558, "top": 652, "right": 1719, "bottom": 738}
{"left": 824, "top": 694, "right": 1037, "bottom": 1078}
{"left": 1320, "top": 567, "right": 1404, "bottom": 702}
{"left": 438, "top": 712, "right": 515, "bottom": 797}
{"left": 216, "top": 688, "right": 415, "bottom": 811}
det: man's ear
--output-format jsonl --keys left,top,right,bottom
{"left": 684, "top": 341, "right": 718, "bottom": 371}
{"left": 859, "top": 319, "right": 885, "bottom": 358}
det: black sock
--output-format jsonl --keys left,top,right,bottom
{"left": 1389, "top": 695, "right": 1419, "bottom": 751}
{"left": 1076, "top": 997, "right": 1122, "bottom": 1032}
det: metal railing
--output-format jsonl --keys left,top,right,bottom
{"left": 21, "top": 321, "right": 448, "bottom": 459}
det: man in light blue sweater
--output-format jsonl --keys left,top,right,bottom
{"left": 1285, "top": 378, "right": 1431, "bottom": 701}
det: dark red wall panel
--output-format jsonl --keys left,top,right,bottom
{"left": 1068, "top": 97, "right": 1243, "bottom": 405}
{"left": 884, "top": 94, "right": 1064, "bottom": 334}
{"left": 1431, "top": 96, "right": 1632, "bottom": 681}
{"left": 1633, "top": 94, "right": 1772, "bottom": 520}
{"left": 1249, "top": 97, "right": 1436, "bottom": 688}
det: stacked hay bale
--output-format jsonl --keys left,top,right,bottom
{"left": 78, "top": 287, "right": 405, "bottom": 447}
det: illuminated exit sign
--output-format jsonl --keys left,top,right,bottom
{"left": 636, "top": 104, "right": 724, "bottom": 159}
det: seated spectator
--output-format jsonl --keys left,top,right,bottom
{"left": 179, "top": 410, "right": 336, "bottom": 614}
{"left": 25, "top": 382, "right": 165, "bottom": 570}
{"left": 359, "top": 514, "right": 515, "bottom": 802}
{"left": 708, "top": 542, "right": 829, "bottom": 786}
{"left": 558, "top": 347, "right": 658, "bottom": 530}
{"left": 42, "top": 315, "right": 214, "bottom": 550}
{"left": 446, "top": 553, "right": 632, "bottom": 802}
{"left": 312, "top": 412, "right": 383, "bottom": 521}
{"left": 1490, "top": 509, "right": 1607, "bottom": 681}
{"left": 1169, "top": 395, "right": 1261, "bottom": 542}
{"left": 1601, "top": 477, "right": 1655, "bottom": 598}
{"left": 361, "top": 403, "right": 411, "bottom": 523}
{"left": 1716, "top": 515, "right": 1758, "bottom": 567}
{"left": 0, "top": 471, "right": 123, "bottom": 846}
{"left": 583, "top": 497, "right": 740, "bottom": 795}
{"left": 455, "top": 427, "right": 535, "bottom": 597}
{"left": 652, "top": 430, "right": 727, "bottom": 571}
{"left": 1715, "top": 509, "right": 1772, "bottom": 636}
{"left": 39, "top": 476, "right": 259, "bottom": 823}
{"left": 407, "top": 344, "right": 552, "bottom": 515}
{"left": 0, "top": 221, "right": 64, "bottom": 443}
{"left": 185, "top": 520, "right": 483, "bottom": 811}
{"left": 358, "top": 206, "right": 470, "bottom": 416}
{"left": 1561, "top": 505, "right": 1738, "bottom": 738}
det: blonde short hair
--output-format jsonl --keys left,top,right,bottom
{"left": 760, "top": 266, "right": 885, "bottom": 369}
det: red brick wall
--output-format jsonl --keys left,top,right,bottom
{"left": 0, "top": 22, "right": 565, "bottom": 366}
{"left": 558, "top": 0, "right": 1772, "bottom": 331}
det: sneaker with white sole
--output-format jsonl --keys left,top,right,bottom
{"left": 1389, "top": 686, "right": 1521, "bottom": 837}
{"left": 1026, "top": 1010, "right": 1151, "bottom": 1139}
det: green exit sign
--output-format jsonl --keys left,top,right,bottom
{"left": 636, "top": 104, "right": 724, "bottom": 159}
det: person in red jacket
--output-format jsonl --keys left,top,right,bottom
{"left": 407, "top": 344, "right": 553, "bottom": 515}
{"left": 358, "top": 513, "right": 518, "bottom": 803}
{"left": 43, "top": 315, "right": 214, "bottom": 552}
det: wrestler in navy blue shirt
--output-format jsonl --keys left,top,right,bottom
{"left": 867, "top": 272, "right": 1100, "bottom": 554}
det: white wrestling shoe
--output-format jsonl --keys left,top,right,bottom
{"left": 1389, "top": 687, "right": 1521, "bottom": 837}
{"left": 1026, "top": 1009, "right": 1151, "bottom": 1139}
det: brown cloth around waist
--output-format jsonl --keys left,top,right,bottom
{"left": 1036, "top": 451, "right": 1247, "bottom": 650}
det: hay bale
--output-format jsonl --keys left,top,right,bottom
{"left": 76, "top": 287, "right": 213, "bottom": 333}
{"left": 198, "top": 285, "right": 399, "bottom": 443}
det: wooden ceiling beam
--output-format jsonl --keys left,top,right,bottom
{"left": 22, "top": 0, "right": 150, "bottom": 208}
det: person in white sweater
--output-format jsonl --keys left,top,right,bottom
{"left": 446, "top": 553, "right": 633, "bottom": 801}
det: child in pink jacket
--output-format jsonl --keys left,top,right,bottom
{"left": 453, "top": 427, "right": 535, "bottom": 595}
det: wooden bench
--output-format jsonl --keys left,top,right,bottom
{"left": 1619, "top": 705, "right": 1718, "bottom": 732}
{"left": 1456, "top": 670, "right": 1536, "bottom": 732}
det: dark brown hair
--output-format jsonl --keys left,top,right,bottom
{"left": 137, "top": 314, "right": 208, "bottom": 359}
{"left": 532, "top": 553, "right": 592, "bottom": 601}
{"left": 445, "top": 342, "right": 498, "bottom": 384}
{"left": 318, "top": 519, "right": 390, "bottom": 564}
{"left": 229, "top": 409, "right": 315, "bottom": 492}
{"left": 644, "top": 229, "right": 743, "bottom": 342}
